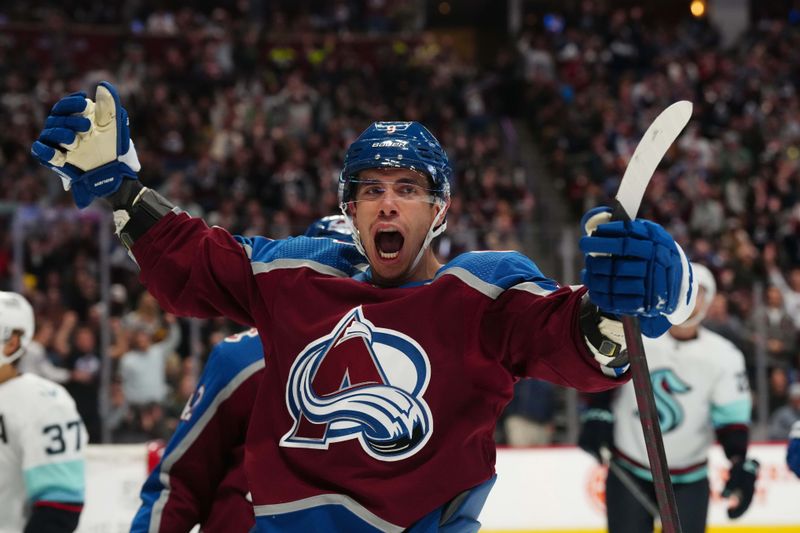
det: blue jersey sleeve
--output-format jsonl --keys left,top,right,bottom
{"left": 236, "top": 235, "right": 367, "bottom": 278}
{"left": 131, "top": 331, "right": 265, "bottom": 533}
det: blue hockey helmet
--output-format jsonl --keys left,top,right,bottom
{"left": 338, "top": 121, "right": 452, "bottom": 206}
{"left": 304, "top": 214, "right": 353, "bottom": 242}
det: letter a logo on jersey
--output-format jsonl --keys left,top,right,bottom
{"left": 280, "top": 306, "right": 433, "bottom": 461}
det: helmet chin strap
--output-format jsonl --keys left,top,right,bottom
{"left": 0, "top": 346, "right": 25, "bottom": 368}
{"left": 340, "top": 200, "right": 448, "bottom": 280}
{"left": 408, "top": 199, "right": 447, "bottom": 274}
{"left": 339, "top": 203, "right": 367, "bottom": 257}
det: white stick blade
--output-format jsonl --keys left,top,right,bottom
{"left": 616, "top": 100, "right": 693, "bottom": 219}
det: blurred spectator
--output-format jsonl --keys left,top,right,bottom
{"left": 765, "top": 243, "right": 800, "bottom": 329}
{"left": 703, "top": 292, "right": 750, "bottom": 357}
{"left": 122, "top": 292, "right": 165, "bottom": 336}
{"left": 768, "top": 383, "right": 800, "bottom": 440}
{"left": 769, "top": 367, "right": 791, "bottom": 415}
{"left": 16, "top": 316, "right": 71, "bottom": 384}
{"left": 63, "top": 320, "right": 103, "bottom": 443}
{"left": 503, "top": 379, "right": 556, "bottom": 446}
{"left": 118, "top": 314, "right": 181, "bottom": 408}
{"left": 746, "top": 285, "right": 796, "bottom": 369}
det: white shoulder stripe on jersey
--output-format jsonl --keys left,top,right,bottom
{"left": 253, "top": 493, "right": 404, "bottom": 533}
{"left": 435, "top": 267, "right": 504, "bottom": 299}
{"left": 148, "top": 358, "right": 265, "bottom": 533}
{"left": 509, "top": 281, "right": 557, "bottom": 297}
{"left": 436, "top": 267, "right": 558, "bottom": 300}
{"left": 251, "top": 258, "right": 368, "bottom": 278}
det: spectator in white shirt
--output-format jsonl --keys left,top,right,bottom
{"left": 118, "top": 314, "right": 181, "bottom": 406}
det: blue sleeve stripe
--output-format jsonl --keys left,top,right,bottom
{"left": 711, "top": 398, "right": 752, "bottom": 428}
{"left": 24, "top": 460, "right": 84, "bottom": 503}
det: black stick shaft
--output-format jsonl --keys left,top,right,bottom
{"left": 621, "top": 316, "right": 681, "bottom": 532}
{"left": 612, "top": 201, "right": 682, "bottom": 533}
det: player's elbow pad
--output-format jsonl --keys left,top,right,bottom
{"left": 109, "top": 180, "right": 177, "bottom": 249}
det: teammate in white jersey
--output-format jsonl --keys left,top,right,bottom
{"left": 579, "top": 263, "right": 758, "bottom": 533}
{"left": 0, "top": 292, "right": 87, "bottom": 533}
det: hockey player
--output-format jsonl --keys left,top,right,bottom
{"left": 131, "top": 328, "right": 263, "bottom": 533}
{"left": 131, "top": 217, "right": 354, "bottom": 533}
{"left": 0, "top": 291, "right": 88, "bottom": 533}
{"left": 579, "top": 263, "right": 757, "bottom": 533}
{"left": 31, "top": 82, "right": 695, "bottom": 532}
{"left": 789, "top": 421, "right": 800, "bottom": 478}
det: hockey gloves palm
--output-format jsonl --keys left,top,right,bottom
{"left": 580, "top": 207, "right": 695, "bottom": 337}
{"left": 722, "top": 458, "right": 759, "bottom": 519}
{"left": 31, "top": 81, "right": 140, "bottom": 208}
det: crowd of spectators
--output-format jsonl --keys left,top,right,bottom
{"left": 3, "top": 1, "right": 800, "bottom": 444}
{"left": 0, "top": 4, "right": 533, "bottom": 442}
{"left": 517, "top": 3, "right": 800, "bottom": 438}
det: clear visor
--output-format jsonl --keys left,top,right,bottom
{"left": 347, "top": 178, "right": 438, "bottom": 205}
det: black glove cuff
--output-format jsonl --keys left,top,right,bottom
{"left": 106, "top": 177, "right": 144, "bottom": 210}
{"left": 579, "top": 294, "right": 628, "bottom": 367}
{"left": 114, "top": 187, "right": 176, "bottom": 249}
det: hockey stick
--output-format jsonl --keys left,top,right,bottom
{"left": 610, "top": 100, "right": 693, "bottom": 533}
{"left": 600, "top": 446, "right": 662, "bottom": 525}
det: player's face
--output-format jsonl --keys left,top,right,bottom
{"left": 2, "top": 331, "right": 22, "bottom": 357}
{"left": 349, "top": 168, "right": 446, "bottom": 285}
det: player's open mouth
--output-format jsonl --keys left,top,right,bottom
{"left": 375, "top": 230, "right": 404, "bottom": 260}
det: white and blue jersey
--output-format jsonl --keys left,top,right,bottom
{"left": 612, "top": 327, "right": 752, "bottom": 482}
{"left": 0, "top": 373, "right": 87, "bottom": 533}
{"left": 131, "top": 329, "right": 265, "bottom": 533}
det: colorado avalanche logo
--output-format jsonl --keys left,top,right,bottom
{"left": 280, "top": 306, "right": 433, "bottom": 461}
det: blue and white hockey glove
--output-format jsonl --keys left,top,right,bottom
{"left": 31, "top": 81, "right": 140, "bottom": 208}
{"left": 579, "top": 207, "right": 696, "bottom": 338}
{"left": 788, "top": 422, "right": 800, "bottom": 478}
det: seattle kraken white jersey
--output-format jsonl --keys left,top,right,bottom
{"left": 612, "top": 327, "right": 751, "bottom": 482}
{"left": 0, "top": 373, "right": 87, "bottom": 533}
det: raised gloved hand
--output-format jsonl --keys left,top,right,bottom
{"left": 788, "top": 422, "right": 800, "bottom": 478}
{"left": 579, "top": 206, "right": 696, "bottom": 337}
{"left": 577, "top": 408, "right": 614, "bottom": 462}
{"left": 722, "top": 458, "right": 759, "bottom": 519}
{"left": 31, "top": 81, "right": 140, "bottom": 208}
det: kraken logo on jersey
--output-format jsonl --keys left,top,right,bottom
{"left": 280, "top": 306, "right": 433, "bottom": 461}
{"left": 649, "top": 369, "right": 692, "bottom": 433}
